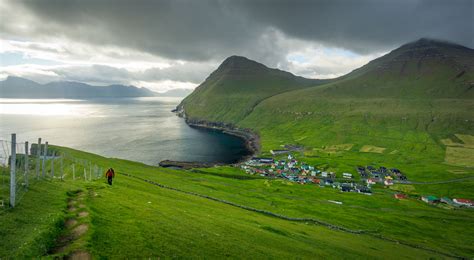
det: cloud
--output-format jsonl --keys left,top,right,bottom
{"left": 233, "top": 0, "right": 473, "bottom": 54}
{"left": 7, "top": 0, "right": 471, "bottom": 59}
{"left": 1, "top": 0, "right": 472, "bottom": 90}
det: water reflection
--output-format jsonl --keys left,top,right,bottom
{"left": 0, "top": 97, "right": 250, "bottom": 165}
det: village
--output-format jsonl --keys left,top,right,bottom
{"left": 239, "top": 153, "right": 405, "bottom": 195}
{"left": 239, "top": 152, "right": 474, "bottom": 208}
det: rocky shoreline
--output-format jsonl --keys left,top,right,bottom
{"left": 161, "top": 106, "right": 260, "bottom": 169}
{"left": 159, "top": 160, "right": 218, "bottom": 169}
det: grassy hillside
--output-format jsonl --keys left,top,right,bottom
{"left": 181, "top": 39, "right": 474, "bottom": 184}
{"left": 179, "top": 56, "right": 327, "bottom": 123}
{"left": 309, "top": 38, "right": 474, "bottom": 99}
{"left": 1, "top": 146, "right": 473, "bottom": 258}
{"left": 239, "top": 39, "right": 474, "bottom": 183}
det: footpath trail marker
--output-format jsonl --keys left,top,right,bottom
{"left": 10, "top": 133, "right": 16, "bottom": 208}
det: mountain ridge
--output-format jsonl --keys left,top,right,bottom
{"left": 0, "top": 76, "right": 158, "bottom": 98}
{"left": 178, "top": 55, "right": 330, "bottom": 123}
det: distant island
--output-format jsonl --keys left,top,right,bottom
{"left": 0, "top": 76, "right": 192, "bottom": 98}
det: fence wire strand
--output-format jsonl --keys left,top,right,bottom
{"left": 1, "top": 137, "right": 107, "bottom": 213}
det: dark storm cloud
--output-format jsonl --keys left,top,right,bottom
{"left": 234, "top": 0, "right": 473, "bottom": 53}
{"left": 9, "top": 0, "right": 473, "bottom": 63}
{"left": 11, "top": 0, "right": 261, "bottom": 61}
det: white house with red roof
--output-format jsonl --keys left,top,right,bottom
{"left": 453, "top": 198, "right": 474, "bottom": 207}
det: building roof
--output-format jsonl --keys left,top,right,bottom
{"left": 453, "top": 198, "right": 473, "bottom": 204}
{"left": 394, "top": 194, "right": 407, "bottom": 199}
{"left": 422, "top": 195, "right": 439, "bottom": 201}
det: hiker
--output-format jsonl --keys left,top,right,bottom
{"left": 105, "top": 168, "right": 115, "bottom": 185}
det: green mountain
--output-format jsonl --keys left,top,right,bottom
{"left": 178, "top": 55, "right": 328, "bottom": 123}
{"left": 180, "top": 39, "right": 474, "bottom": 183}
{"left": 310, "top": 38, "right": 474, "bottom": 98}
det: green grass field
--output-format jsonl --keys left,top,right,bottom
{"left": 1, "top": 39, "right": 473, "bottom": 258}
{"left": 1, "top": 146, "right": 473, "bottom": 258}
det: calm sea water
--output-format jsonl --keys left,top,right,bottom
{"left": 0, "top": 97, "right": 250, "bottom": 165}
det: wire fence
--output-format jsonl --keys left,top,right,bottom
{"left": 0, "top": 134, "right": 106, "bottom": 213}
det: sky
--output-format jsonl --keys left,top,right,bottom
{"left": 1, "top": 0, "right": 472, "bottom": 92}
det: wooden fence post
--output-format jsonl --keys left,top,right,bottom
{"left": 60, "top": 154, "right": 63, "bottom": 180}
{"left": 89, "top": 162, "right": 92, "bottom": 181}
{"left": 84, "top": 168, "right": 86, "bottom": 181}
{"left": 51, "top": 151, "right": 55, "bottom": 178}
{"left": 72, "top": 164, "right": 75, "bottom": 180}
{"left": 10, "top": 133, "right": 16, "bottom": 208}
{"left": 24, "top": 141, "right": 29, "bottom": 188}
{"left": 42, "top": 142, "right": 48, "bottom": 178}
{"left": 36, "top": 138, "right": 41, "bottom": 179}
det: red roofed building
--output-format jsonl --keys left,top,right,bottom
{"left": 366, "top": 178, "right": 377, "bottom": 185}
{"left": 394, "top": 194, "right": 407, "bottom": 199}
{"left": 453, "top": 198, "right": 474, "bottom": 207}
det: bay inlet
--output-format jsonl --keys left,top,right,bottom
{"left": 0, "top": 97, "right": 251, "bottom": 165}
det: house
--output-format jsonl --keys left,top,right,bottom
{"left": 256, "top": 158, "right": 274, "bottom": 164}
{"left": 312, "top": 178, "right": 321, "bottom": 184}
{"left": 421, "top": 195, "right": 439, "bottom": 204}
{"left": 394, "top": 193, "right": 407, "bottom": 199}
{"left": 367, "top": 178, "right": 377, "bottom": 185}
{"left": 324, "top": 179, "right": 333, "bottom": 185}
{"left": 441, "top": 197, "right": 457, "bottom": 206}
{"left": 358, "top": 186, "right": 372, "bottom": 194}
{"left": 390, "top": 168, "right": 401, "bottom": 174}
{"left": 453, "top": 198, "right": 474, "bottom": 207}
{"left": 288, "top": 154, "right": 293, "bottom": 160}
{"left": 321, "top": 172, "right": 328, "bottom": 178}
{"left": 270, "top": 149, "right": 289, "bottom": 155}
{"left": 342, "top": 173, "right": 353, "bottom": 179}
{"left": 384, "top": 179, "right": 393, "bottom": 186}
{"left": 341, "top": 185, "right": 352, "bottom": 192}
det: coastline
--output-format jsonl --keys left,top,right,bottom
{"left": 163, "top": 107, "right": 260, "bottom": 169}
{"left": 187, "top": 121, "right": 260, "bottom": 160}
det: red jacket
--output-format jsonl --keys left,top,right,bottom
{"left": 106, "top": 169, "right": 115, "bottom": 178}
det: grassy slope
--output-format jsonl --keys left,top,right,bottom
{"left": 1, "top": 146, "right": 472, "bottom": 258}
{"left": 180, "top": 42, "right": 474, "bottom": 188}
{"left": 173, "top": 39, "right": 474, "bottom": 258}
{"left": 180, "top": 56, "right": 325, "bottom": 123}
{"left": 237, "top": 40, "right": 474, "bottom": 187}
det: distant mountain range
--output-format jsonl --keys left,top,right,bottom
{"left": 0, "top": 77, "right": 192, "bottom": 98}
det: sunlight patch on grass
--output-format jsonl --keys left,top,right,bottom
{"left": 360, "top": 145, "right": 386, "bottom": 154}
{"left": 313, "top": 144, "right": 354, "bottom": 154}
{"left": 445, "top": 147, "right": 474, "bottom": 167}
{"left": 455, "top": 134, "right": 474, "bottom": 147}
